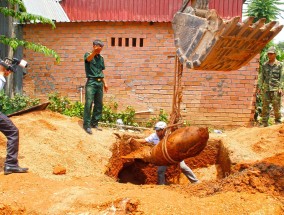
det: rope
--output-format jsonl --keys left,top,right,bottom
{"left": 160, "top": 55, "right": 184, "bottom": 164}
{"left": 169, "top": 55, "right": 183, "bottom": 129}
{"left": 161, "top": 131, "right": 179, "bottom": 164}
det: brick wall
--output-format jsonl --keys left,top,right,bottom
{"left": 23, "top": 22, "right": 259, "bottom": 128}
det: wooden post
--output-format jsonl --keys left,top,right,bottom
{"left": 4, "top": 2, "right": 16, "bottom": 98}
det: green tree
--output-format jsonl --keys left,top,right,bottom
{"left": 278, "top": 41, "right": 284, "bottom": 49}
{"left": 0, "top": 0, "right": 59, "bottom": 61}
{"left": 275, "top": 42, "right": 284, "bottom": 62}
{"left": 245, "top": 0, "right": 284, "bottom": 23}
{"left": 245, "top": 0, "right": 284, "bottom": 63}
{"left": 0, "top": 0, "right": 60, "bottom": 97}
{"left": 277, "top": 41, "right": 284, "bottom": 55}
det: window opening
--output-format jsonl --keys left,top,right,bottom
{"left": 125, "top": 38, "right": 129, "bottom": 47}
{"left": 132, "top": 38, "right": 137, "bottom": 47}
{"left": 110, "top": 37, "right": 144, "bottom": 47}
{"left": 118, "top": 38, "right": 122, "bottom": 46}
{"left": 139, "top": 38, "right": 144, "bottom": 47}
{"left": 111, "top": 37, "right": 115, "bottom": 46}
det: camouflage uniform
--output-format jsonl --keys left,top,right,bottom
{"left": 258, "top": 59, "right": 284, "bottom": 125}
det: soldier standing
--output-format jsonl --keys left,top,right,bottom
{"left": 258, "top": 47, "right": 284, "bottom": 127}
{"left": 83, "top": 40, "right": 108, "bottom": 134}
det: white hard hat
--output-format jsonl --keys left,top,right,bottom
{"left": 154, "top": 121, "right": 167, "bottom": 130}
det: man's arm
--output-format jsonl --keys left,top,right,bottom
{"left": 86, "top": 51, "right": 96, "bottom": 62}
{"left": 257, "top": 65, "right": 264, "bottom": 94}
{"left": 128, "top": 133, "right": 156, "bottom": 146}
{"left": 279, "top": 62, "right": 284, "bottom": 95}
{"left": 0, "top": 76, "right": 5, "bottom": 90}
{"left": 134, "top": 138, "right": 149, "bottom": 144}
{"left": 86, "top": 46, "right": 102, "bottom": 62}
{"left": 102, "top": 77, "right": 108, "bottom": 93}
{"left": 0, "top": 65, "right": 10, "bottom": 90}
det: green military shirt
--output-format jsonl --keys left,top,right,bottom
{"left": 84, "top": 52, "right": 105, "bottom": 78}
{"left": 259, "top": 60, "right": 284, "bottom": 92}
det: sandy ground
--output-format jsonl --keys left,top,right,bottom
{"left": 0, "top": 110, "right": 283, "bottom": 214}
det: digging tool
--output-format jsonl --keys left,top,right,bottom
{"left": 173, "top": 0, "right": 283, "bottom": 71}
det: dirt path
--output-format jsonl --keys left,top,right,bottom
{"left": 0, "top": 110, "right": 283, "bottom": 214}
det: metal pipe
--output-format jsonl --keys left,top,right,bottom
{"left": 134, "top": 108, "right": 154, "bottom": 114}
{"left": 99, "top": 122, "right": 149, "bottom": 130}
{"left": 78, "top": 86, "right": 84, "bottom": 103}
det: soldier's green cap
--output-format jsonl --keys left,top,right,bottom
{"left": 267, "top": 46, "right": 276, "bottom": 54}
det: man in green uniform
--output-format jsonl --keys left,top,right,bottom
{"left": 258, "top": 46, "right": 284, "bottom": 127}
{"left": 83, "top": 40, "right": 108, "bottom": 134}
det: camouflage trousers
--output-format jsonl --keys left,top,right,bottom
{"left": 261, "top": 91, "right": 282, "bottom": 124}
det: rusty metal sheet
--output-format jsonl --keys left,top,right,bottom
{"left": 209, "top": 0, "right": 243, "bottom": 19}
{"left": 60, "top": 0, "right": 181, "bottom": 22}
{"left": 60, "top": 0, "right": 244, "bottom": 22}
{"left": 7, "top": 102, "right": 50, "bottom": 117}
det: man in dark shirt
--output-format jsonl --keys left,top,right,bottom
{"left": 83, "top": 40, "right": 108, "bottom": 134}
{"left": 0, "top": 64, "right": 28, "bottom": 174}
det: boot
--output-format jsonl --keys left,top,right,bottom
{"left": 260, "top": 122, "right": 268, "bottom": 127}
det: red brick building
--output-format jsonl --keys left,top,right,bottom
{"left": 22, "top": 0, "right": 258, "bottom": 128}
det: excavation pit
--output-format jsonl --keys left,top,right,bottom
{"left": 105, "top": 133, "right": 231, "bottom": 185}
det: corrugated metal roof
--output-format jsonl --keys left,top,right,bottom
{"left": 23, "top": 0, "right": 69, "bottom": 22}
{"left": 60, "top": 0, "right": 182, "bottom": 22}
{"left": 209, "top": 0, "right": 243, "bottom": 19}
{"left": 60, "top": 0, "right": 243, "bottom": 22}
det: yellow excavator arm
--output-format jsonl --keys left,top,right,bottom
{"left": 172, "top": 0, "right": 283, "bottom": 71}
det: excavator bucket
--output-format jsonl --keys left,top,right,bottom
{"left": 172, "top": 8, "right": 283, "bottom": 71}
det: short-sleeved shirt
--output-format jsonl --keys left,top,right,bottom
{"left": 259, "top": 60, "right": 284, "bottom": 91}
{"left": 145, "top": 133, "right": 160, "bottom": 145}
{"left": 84, "top": 52, "right": 105, "bottom": 78}
{"left": 0, "top": 75, "right": 6, "bottom": 91}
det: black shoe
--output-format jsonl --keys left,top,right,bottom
{"left": 91, "top": 125, "right": 102, "bottom": 131}
{"left": 84, "top": 127, "right": 92, "bottom": 134}
{"left": 4, "top": 166, "right": 29, "bottom": 175}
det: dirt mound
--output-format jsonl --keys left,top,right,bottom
{"left": 0, "top": 110, "right": 283, "bottom": 214}
{"left": 174, "top": 155, "right": 284, "bottom": 197}
{"left": 0, "top": 110, "right": 115, "bottom": 181}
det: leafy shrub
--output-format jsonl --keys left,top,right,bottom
{"left": 47, "top": 92, "right": 70, "bottom": 113}
{"left": 0, "top": 90, "right": 40, "bottom": 115}
{"left": 145, "top": 109, "right": 169, "bottom": 128}
{"left": 117, "top": 106, "right": 136, "bottom": 126}
{"left": 47, "top": 92, "right": 84, "bottom": 118}
{"left": 62, "top": 101, "right": 84, "bottom": 118}
{"left": 102, "top": 103, "right": 137, "bottom": 126}
{"left": 47, "top": 93, "right": 137, "bottom": 126}
{"left": 0, "top": 91, "right": 188, "bottom": 129}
